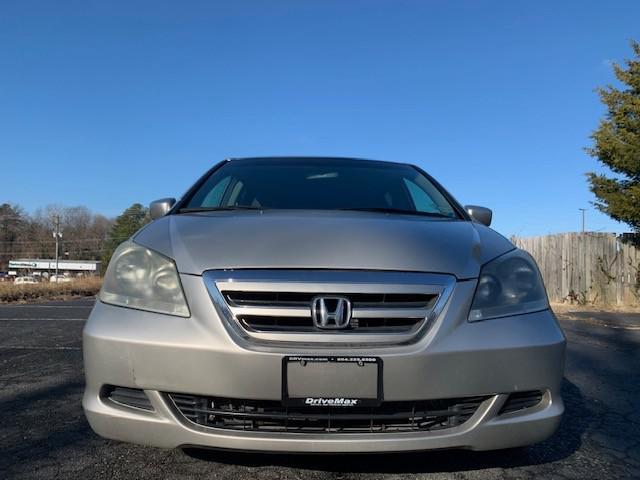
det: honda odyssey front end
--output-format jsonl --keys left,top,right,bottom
{"left": 83, "top": 157, "right": 565, "bottom": 452}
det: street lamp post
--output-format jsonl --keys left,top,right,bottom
{"left": 52, "top": 215, "right": 63, "bottom": 282}
{"left": 579, "top": 208, "right": 587, "bottom": 233}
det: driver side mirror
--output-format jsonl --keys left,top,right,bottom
{"left": 465, "top": 205, "right": 492, "bottom": 226}
{"left": 150, "top": 198, "right": 176, "bottom": 220}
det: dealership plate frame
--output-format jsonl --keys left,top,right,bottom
{"left": 282, "top": 356, "right": 383, "bottom": 407}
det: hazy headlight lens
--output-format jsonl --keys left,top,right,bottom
{"left": 100, "top": 242, "right": 190, "bottom": 317}
{"left": 468, "top": 249, "right": 548, "bottom": 321}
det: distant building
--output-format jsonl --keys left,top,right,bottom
{"left": 8, "top": 259, "right": 101, "bottom": 277}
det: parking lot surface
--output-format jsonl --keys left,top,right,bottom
{"left": 1, "top": 299, "right": 639, "bottom": 479}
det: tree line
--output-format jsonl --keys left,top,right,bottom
{"left": 0, "top": 202, "right": 150, "bottom": 272}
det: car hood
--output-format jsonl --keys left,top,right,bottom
{"left": 134, "top": 211, "right": 514, "bottom": 279}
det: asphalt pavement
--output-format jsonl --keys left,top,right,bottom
{"left": 1, "top": 298, "right": 639, "bottom": 479}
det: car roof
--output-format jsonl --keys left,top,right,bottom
{"left": 226, "top": 156, "right": 411, "bottom": 167}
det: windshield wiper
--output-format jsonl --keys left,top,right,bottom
{"left": 178, "top": 206, "right": 453, "bottom": 218}
{"left": 178, "top": 206, "right": 264, "bottom": 213}
{"left": 338, "top": 207, "right": 453, "bottom": 218}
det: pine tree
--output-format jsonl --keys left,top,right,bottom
{"left": 586, "top": 41, "right": 640, "bottom": 232}
{"left": 101, "top": 203, "right": 150, "bottom": 269}
{"left": 0, "top": 203, "right": 26, "bottom": 270}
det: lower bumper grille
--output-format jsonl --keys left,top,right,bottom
{"left": 167, "top": 394, "right": 490, "bottom": 434}
{"left": 499, "top": 390, "right": 544, "bottom": 414}
{"left": 104, "top": 386, "right": 153, "bottom": 411}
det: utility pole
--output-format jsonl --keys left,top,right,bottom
{"left": 52, "top": 215, "right": 62, "bottom": 282}
{"left": 578, "top": 208, "right": 587, "bottom": 233}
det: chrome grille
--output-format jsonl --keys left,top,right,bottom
{"left": 229, "top": 291, "right": 437, "bottom": 333}
{"left": 225, "top": 292, "right": 436, "bottom": 308}
{"left": 203, "top": 270, "right": 456, "bottom": 345}
{"left": 236, "top": 315, "right": 425, "bottom": 332}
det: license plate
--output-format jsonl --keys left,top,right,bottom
{"left": 282, "top": 356, "right": 383, "bottom": 407}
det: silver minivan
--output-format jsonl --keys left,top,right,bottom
{"left": 83, "top": 157, "right": 565, "bottom": 452}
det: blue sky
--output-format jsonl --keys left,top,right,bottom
{"left": 1, "top": 1, "right": 638, "bottom": 237}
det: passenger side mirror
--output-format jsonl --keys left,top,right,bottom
{"left": 465, "top": 205, "right": 492, "bottom": 226}
{"left": 150, "top": 198, "right": 176, "bottom": 220}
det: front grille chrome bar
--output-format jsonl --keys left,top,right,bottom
{"left": 203, "top": 270, "right": 456, "bottom": 346}
{"left": 227, "top": 305, "right": 433, "bottom": 319}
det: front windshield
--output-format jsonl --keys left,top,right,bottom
{"left": 183, "top": 158, "right": 459, "bottom": 218}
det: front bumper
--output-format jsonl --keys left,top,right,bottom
{"left": 83, "top": 274, "right": 566, "bottom": 452}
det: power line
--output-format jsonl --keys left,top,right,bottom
{"left": 0, "top": 236, "right": 131, "bottom": 245}
{"left": 0, "top": 249, "right": 111, "bottom": 256}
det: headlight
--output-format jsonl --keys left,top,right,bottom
{"left": 100, "top": 241, "right": 190, "bottom": 317}
{"left": 468, "top": 249, "right": 548, "bottom": 321}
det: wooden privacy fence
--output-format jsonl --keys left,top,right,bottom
{"left": 512, "top": 233, "right": 640, "bottom": 306}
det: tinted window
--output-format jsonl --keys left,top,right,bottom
{"left": 185, "top": 159, "right": 458, "bottom": 217}
{"left": 403, "top": 178, "right": 439, "bottom": 213}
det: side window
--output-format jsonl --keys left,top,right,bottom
{"left": 403, "top": 178, "right": 439, "bottom": 212}
{"left": 201, "top": 176, "right": 231, "bottom": 207}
